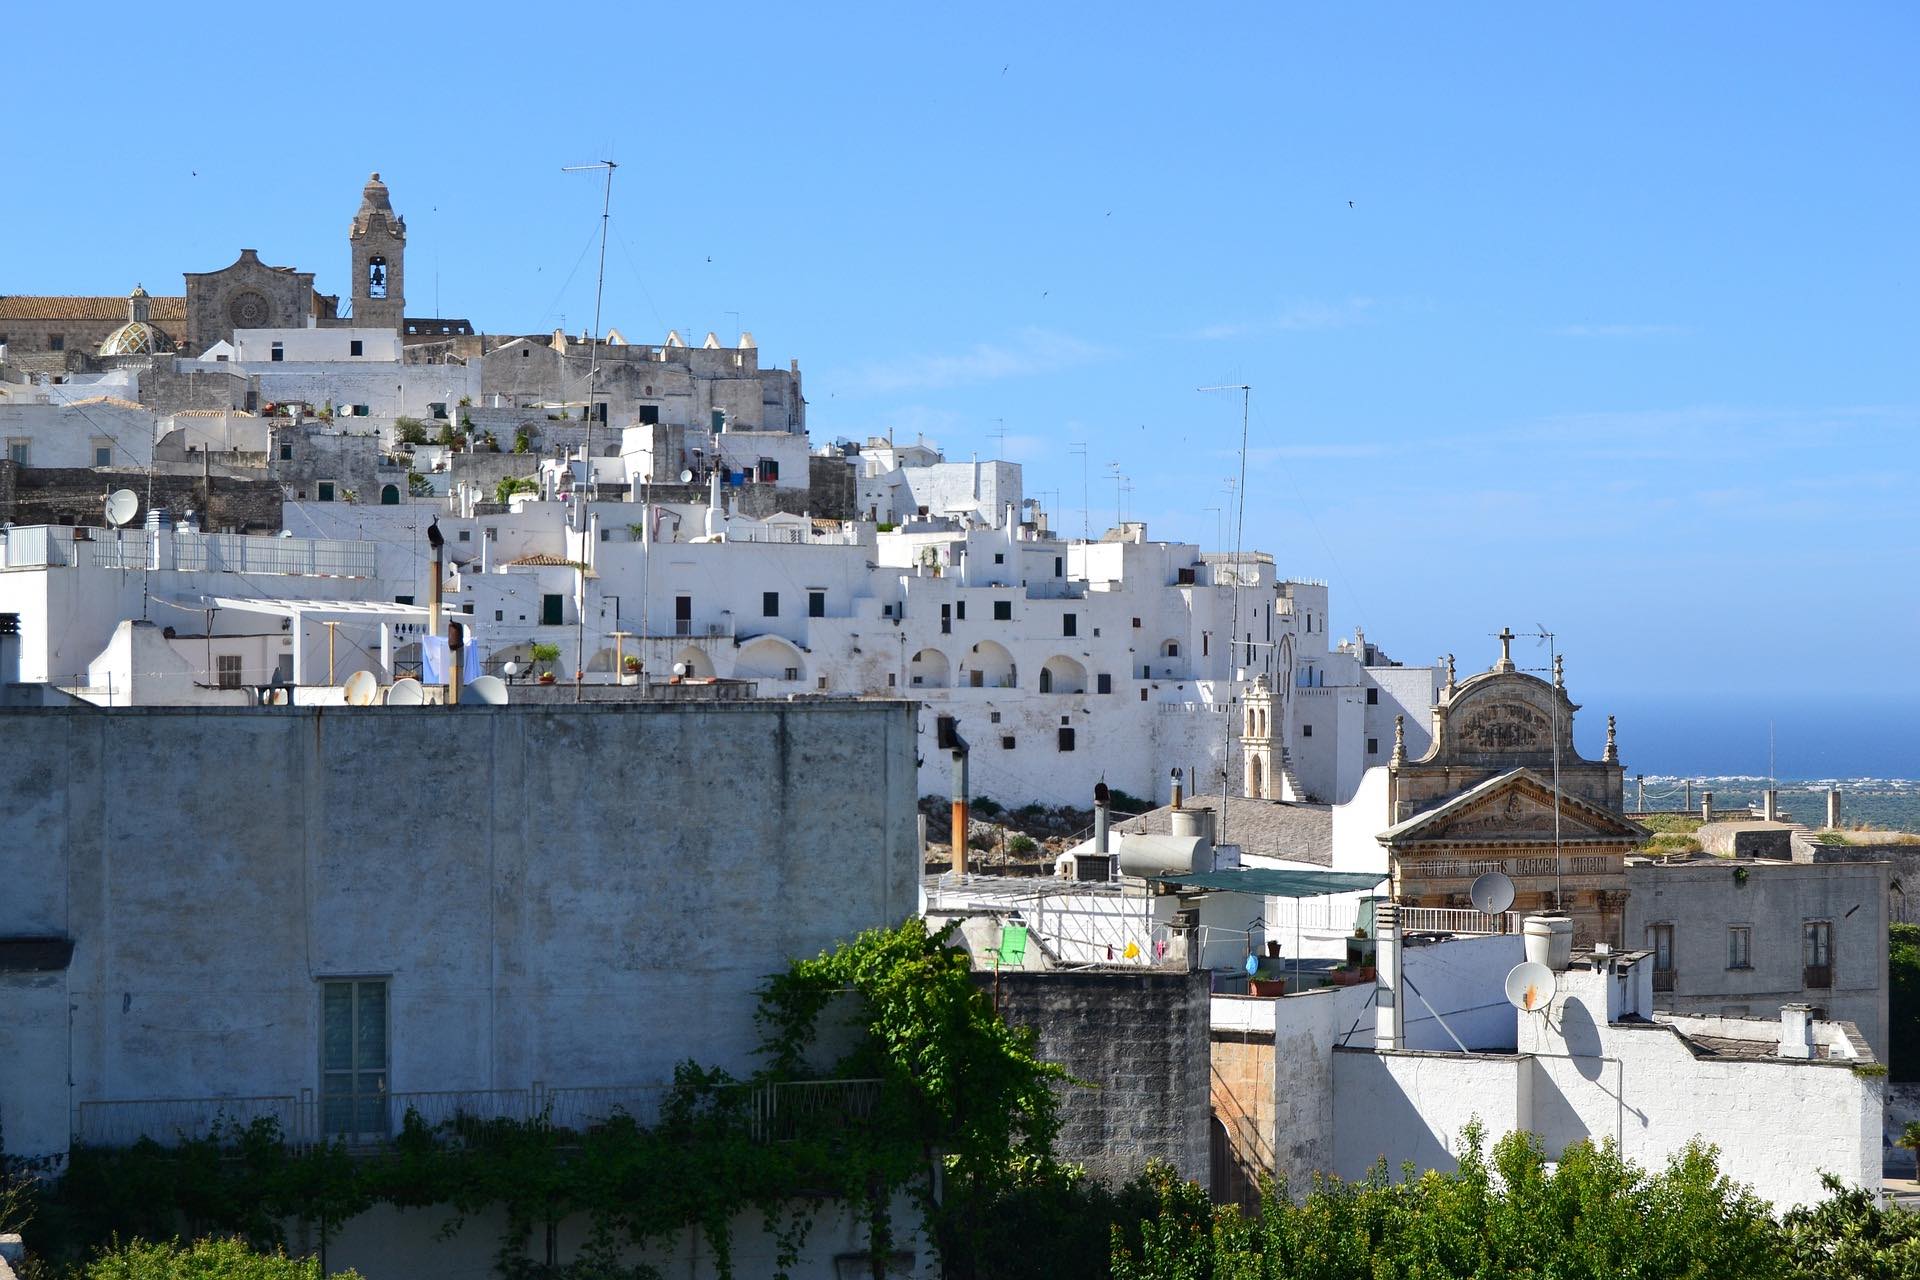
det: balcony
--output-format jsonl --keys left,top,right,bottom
{"left": 73, "top": 1078, "right": 882, "bottom": 1151}
{"left": 1653, "top": 969, "right": 1676, "bottom": 992}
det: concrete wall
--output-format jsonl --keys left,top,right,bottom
{"left": 1333, "top": 1049, "right": 1530, "bottom": 1180}
{"left": 0, "top": 700, "right": 919, "bottom": 1160}
{"left": 1626, "top": 858, "right": 1891, "bottom": 1061}
{"left": 989, "top": 969, "right": 1210, "bottom": 1188}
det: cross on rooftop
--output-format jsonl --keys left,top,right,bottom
{"left": 1496, "top": 626, "right": 1515, "bottom": 670}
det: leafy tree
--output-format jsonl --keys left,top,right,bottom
{"left": 82, "top": 1236, "right": 362, "bottom": 1279}
{"left": 392, "top": 417, "right": 428, "bottom": 445}
{"left": 1899, "top": 1122, "right": 1920, "bottom": 1181}
{"left": 494, "top": 476, "right": 538, "bottom": 506}
{"left": 1782, "top": 1175, "right": 1920, "bottom": 1279}
{"left": 1890, "top": 923, "right": 1920, "bottom": 1081}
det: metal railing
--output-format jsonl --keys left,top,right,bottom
{"left": 1397, "top": 906, "right": 1524, "bottom": 935}
{"left": 1653, "top": 969, "right": 1677, "bottom": 992}
{"left": 73, "top": 1079, "right": 883, "bottom": 1150}
{"left": 0, "top": 526, "right": 375, "bottom": 578}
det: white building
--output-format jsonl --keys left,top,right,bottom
{"left": 192, "top": 327, "right": 479, "bottom": 423}
{"left": 0, "top": 396, "right": 156, "bottom": 470}
{"left": 1212, "top": 924, "right": 1881, "bottom": 1213}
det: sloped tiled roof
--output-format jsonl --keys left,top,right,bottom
{"left": 1119, "top": 795, "right": 1335, "bottom": 866}
{"left": 0, "top": 295, "right": 187, "bottom": 321}
{"left": 64, "top": 395, "right": 148, "bottom": 412}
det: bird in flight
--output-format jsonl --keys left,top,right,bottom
{"left": 1348, "top": 200, "right": 1354, "bottom": 208}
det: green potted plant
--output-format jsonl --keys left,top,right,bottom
{"left": 620, "top": 654, "right": 642, "bottom": 684}
{"left": 530, "top": 642, "right": 561, "bottom": 684}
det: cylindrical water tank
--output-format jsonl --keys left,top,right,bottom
{"left": 1522, "top": 916, "right": 1575, "bottom": 971}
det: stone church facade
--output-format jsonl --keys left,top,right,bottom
{"left": 1378, "top": 631, "right": 1646, "bottom": 946}
{"left": 3, "top": 172, "right": 421, "bottom": 360}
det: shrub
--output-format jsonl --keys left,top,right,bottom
{"left": 81, "top": 1237, "right": 362, "bottom": 1279}
{"left": 1008, "top": 834, "right": 1039, "bottom": 856}
{"left": 392, "top": 417, "right": 428, "bottom": 445}
{"left": 971, "top": 796, "right": 1005, "bottom": 818}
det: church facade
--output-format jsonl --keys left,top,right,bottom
{"left": 2, "top": 172, "right": 424, "bottom": 361}
{"left": 1377, "top": 630, "right": 1646, "bottom": 946}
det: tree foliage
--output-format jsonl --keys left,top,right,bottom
{"left": 80, "top": 1237, "right": 362, "bottom": 1280}
{"left": 1889, "top": 923, "right": 1920, "bottom": 1081}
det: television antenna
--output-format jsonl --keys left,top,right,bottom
{"left": 1516, "top": 625, "right": 1565, "bottom": 905}
{"left": 1199, "top": 383, "right": 1251, "bottom": 841}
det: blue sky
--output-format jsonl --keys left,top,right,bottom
{"left": 5, "top": 4, "right": 1916, "bottom": 772}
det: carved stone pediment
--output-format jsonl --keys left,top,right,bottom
{"left": 1380, "top": 768, "right": 1648, "bottom": 848}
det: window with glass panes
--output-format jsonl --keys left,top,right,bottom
{"left": 321, "top": 979, "right": 389, "bottom": 1137}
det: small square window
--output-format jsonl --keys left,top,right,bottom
{"left": 216, "top": 654, "right": 243, "bottom": 688}
{"left": 1059, "top": 715, "right": 1070, "bottom": 726}
{"left": 993, "top": 600, "right": 1012, "bottom": 621}
{"left": 93, "top": 446, "right": 112, "bottom": 467}
{"left": 808, "top": 590, "right": 825, "bottom": 618}
{"left": 887, "top": 673, "right": 896, "bottom": 687}
{"left": 462, "top": 602, "right": 474, "bottom": 614}
{"left": 458, "top": 530, "right": 472, "bottom": 542}
{"left": 349, "top": 340, "right": 364, "bottom": 356}
{"left": 1132, "top": 617, "right": 1141, "bottom": 628}
{"left": 317, "top": 481, "right": 336, "bottom": 502}
{"left": 49, "top": 334, "right": 65, "bottom": 352}
{"left": 1303, "top": 724, "right": 1313, "bottom": 738}
{"left": 763, "top": 591, "right": 780, "bottom": 617}
{"left": 994, "top": 553, "right": 1004, "bottom": 565}
{"left": 639, "top": 405, "right": 660, "bottom": 424}
{"left": 817, "top": 676, "right": 828, "bottom": 690}
{"left": 1002, "top": 735, "right": 1016, "bottom": 750}
{"left": 989, "top": 711, "right": 1001, "bottom": 724}
{"left": 1366, "top": 687, "right": 1379, "bottom": 705}
{"left": 494, "top": 610, "right": 504, "bottom": 622}
{"left": 1054, "top": 556, "right": 1063, "bottom": 576}
{"left": 783, "top": 666, "right": 800, "bottom": 681}
{"left": 1063, "top": 613, "right": 1077, "bottom": 637}
{"left": 1367, "top": 737, "right": 1379, "bottom": 755}
{"left": 270, "top": 343, "right": 284, "bottom": 362}
{"left": 1727, "top": 926, "right": 1752, "bottom": 970}
{"left": 1057, "top": 727, "right": 1076, "bottom": 752}
{"left": 1096, "top": 673, "right": 1112, "bottom": 694}
{"left": 956, "top": 601, "right": 966, "bottom": 620}
{"left": 279, "top": 443, "right": 294, "bottom": 460}
{"left": 1140, "top": 688, "right": 1148, "bottom": 702}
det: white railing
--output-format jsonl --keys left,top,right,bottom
{"left": 1397, "top": 907, "right": 1522, "bottom": 936}
{"left": 0, "top": 526, "right": 375, "bottom": 578}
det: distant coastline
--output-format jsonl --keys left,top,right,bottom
{"left": 1626, "top": 775, "right": 1920, "bottom": 833}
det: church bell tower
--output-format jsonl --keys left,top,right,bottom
{"left": 1242, "top": 674, "right": 1275, "bottom": 799}
{"left": 349, "top": 172, "right": 405, "bottom": 332}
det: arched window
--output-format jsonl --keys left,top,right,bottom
{"left": 379, "top": 484, "right": 400, "bottom": 505}
{"left": 367, "top": 256, "right": 388, "bottom": 300}
{"left": 1249, "top": 755, "right": 1265, "bottom": 799}
{"left": 1039, "top": 668, "right": 1053, "bottom": 693}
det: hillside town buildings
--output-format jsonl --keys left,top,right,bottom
{"left": 1, "top": 169, "right": 1900, "bottom": 1268}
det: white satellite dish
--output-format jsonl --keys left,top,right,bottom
{"left": 1504, "top": 961, "right": 1558, "bottom": 1014}
{"left": 103, "top": 489, "right": 139, "bottom": 528}
{"left": 469, "top": 674, "right": 509, "bottom": 705}
{"left": 678, "top": 469, "right": 694, "bottom": 483}
{"left": 1470, "top": 871, "right": 1517, "bottom": 916}
{"left": 341, "top": 670, "right": 378, "bottom": 706}
{"left": 386, "top": 677, "right": 425, "bottom": 705}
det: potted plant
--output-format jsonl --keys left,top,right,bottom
{"left": 620, "top": 655, "right": 642, "bottom": 685}
{"left": 530, "top": 642, "right": 561, "bottom": 684}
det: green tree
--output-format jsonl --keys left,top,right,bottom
{"left": 1782, "top": 1175, "right": 1920, "bottom": 1279}
{"left": 392, "top": 417, "right": 428, "bottom": 445}
{"left": 494, "top": 476, "right": 538, "bottom": 506}
{"left": 82, "top": 1236, "right": 362, "bottom": 1279}
{"left": 1890, "top": 923, "right": 1920, "bottom": 1081}
{"left": 1899, "top": 1122, "right": 1920, "bottom": 1181}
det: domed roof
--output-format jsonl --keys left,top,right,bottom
{"left": 99, "top": 320, "right": 176, "bottom": 356}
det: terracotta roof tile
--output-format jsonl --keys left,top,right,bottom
{"left": 0, "top": 295, "right": 187, "bottom": 322}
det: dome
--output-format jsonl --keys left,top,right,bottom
{"left": 100, "top": 320, "right": 176, "bottom": 356}
{"left": 99, "top": 283, "right": 176, "bottom": 355}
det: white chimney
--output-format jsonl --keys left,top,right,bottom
{"left": 1779, "top": 1003, "right": 1815, "bottom": 1060}
{"left": 1374, "top": 901, "right": 1403, "bottom": 1052}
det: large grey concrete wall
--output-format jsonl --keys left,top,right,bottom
{"left": 0, "top": 700, "right": 918, "bottom": 1158}
{"left": 986, "top": 969, "right": 1211, "bottom": 1188}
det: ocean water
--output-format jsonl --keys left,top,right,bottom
{"left": 1630, "top": 776, "right": 1920, "bottom": 833}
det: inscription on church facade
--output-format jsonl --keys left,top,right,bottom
{"left": 1457, "top": 700, "right": 1549, "bottom": 751}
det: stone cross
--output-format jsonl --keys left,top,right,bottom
{"left": 1495, "top": 627, "right": 1515, "bottom": 671}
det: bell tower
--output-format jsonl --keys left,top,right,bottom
{"left": 1242, "top": 674, "right": 1275, "bottom": 799}
{"left": 349, "top": 172, "right": 405, "bottom": 332}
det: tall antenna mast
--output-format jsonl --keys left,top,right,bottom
{"left": 1199, "top": 384, "right": 1251, "bottom": 842}
{"left": 1518, "top": 625, "right": 1564, "bottom": 905}
{"left": 563, "top": 159, "right": 617, "bottom": 699}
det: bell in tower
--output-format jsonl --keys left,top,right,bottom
{"left": 349, "top": 172, "right": 405, "bottom": 331}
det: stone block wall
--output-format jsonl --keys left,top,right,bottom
{"left": 0, "top": 463, "right": 282, "bottom": 533}
{"left": 985, "top": 969, "right": 1211, "bottom": 1188}
{"left": 1209, "top": 1033, "right": 1274, "bottom": 1209}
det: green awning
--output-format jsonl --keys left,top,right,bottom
{"left": 1151, "top": 869, "right": 1387, "bottom": 898}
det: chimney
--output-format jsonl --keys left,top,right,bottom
{"left": 938, "top": 716, "right": 969, "bottom": 876}
{"left": 1093, "top": 782, "right": 1110, "bottom": 855}
{"left": 1778, "top": 1003, "right": 1815, "bottom": 1060}
{"left": 1374, "top": 901, "right": 1403, "bottom": 1052}
{"left": 1701, "top": 790, "right": 1713, "bottom": 824}
{"left": 1762, "top": 789, "right": 1779, "bottom": 822}
{"left": 447, "top": 621, "right": 464, "bottom": 705}
{"left": 145, "top": 506, "right": 175, "bottom": 571}
{"left": 1171, "top": 768, "right": 1184, "bottom": 811}
{"left": 1827, "top": 787, "right": 1843, "bottom": 830}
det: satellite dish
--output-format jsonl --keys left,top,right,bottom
{"left": 1470, "top": 871, "right": 1517, "bottom": 916}
{"left": 679, "top": 469, "right": 694, "bottom": 483}
{"left": 386, "top": 677, "right": 425, "bottom": 705}
{"left": 104, "top": 489, "right": 138, "bottom": 528}
{"left": 342, "top": 670, "right": 378, "bottom": 706}
{"left": 469, "top": 675, "right": 509, "bottom": 705}
{"left": 1504, "top": 961, "right": 1558, "bottom": 1014}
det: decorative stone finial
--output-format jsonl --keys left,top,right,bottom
{"left": 1391, "top": 714, "right": 1406, "bottom": 766}
{"left": 1604, "top": 714, "right": 1618, "bottom": 764}
{"left": 1553, "top": 653, "right": 1564, "bottom": 688}
{"left": 1494, "top": 627, "right": 1516, "bottom": 673}
{"left": 1444, "top": 652, "right": 1456, "bottom": 695}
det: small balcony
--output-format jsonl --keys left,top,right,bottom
{"left": 1653, "top": 968, "right": 1677, "bottom": 993}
